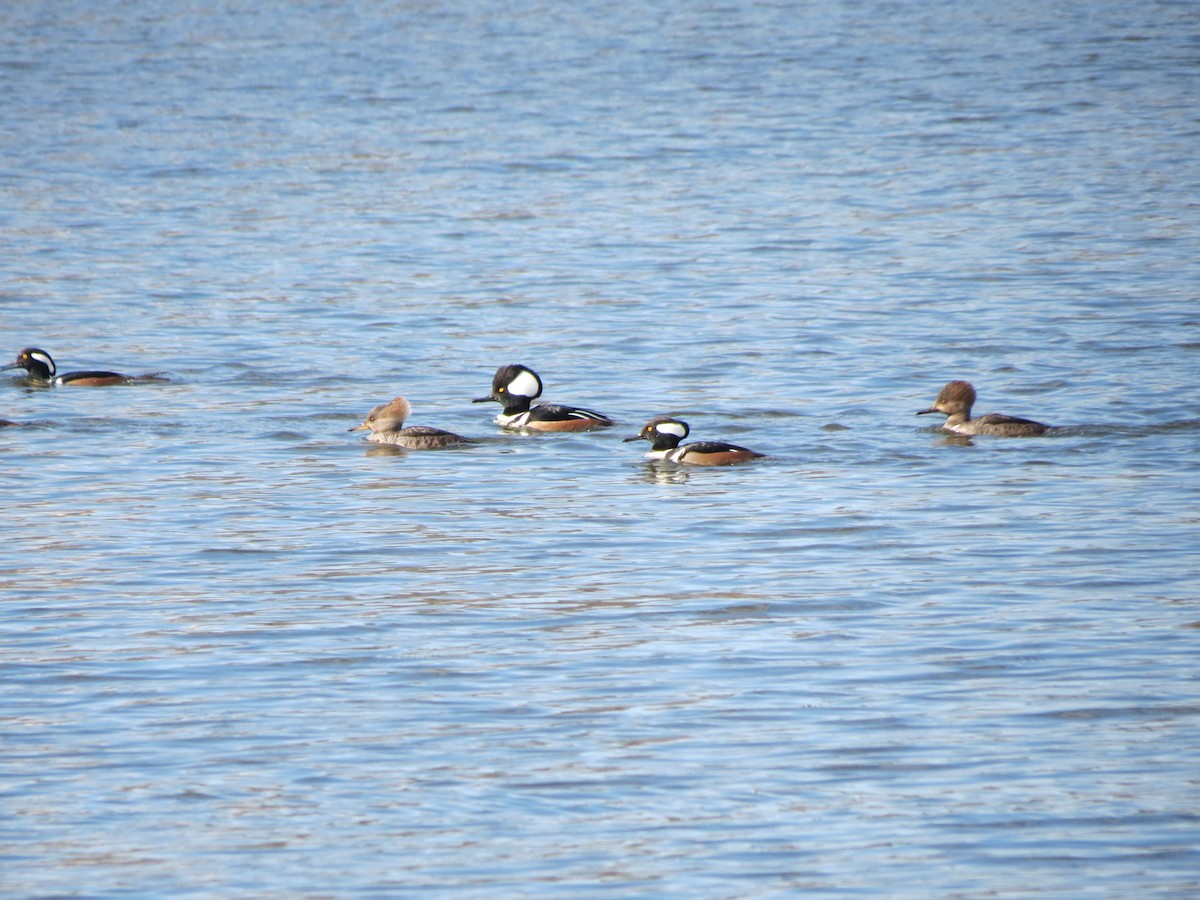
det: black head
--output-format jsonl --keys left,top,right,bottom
{"left": 473, "top": 364, "right": 543, "bottom": 411}
{"left": 4, "top": 348, "right": 56, "bottom": 379}
{"left": 624, "top": 416, "right": 689, "bottom": 451}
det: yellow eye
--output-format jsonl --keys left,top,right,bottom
{"left": 498, "top": 387, "right": 505, "bottom": 393}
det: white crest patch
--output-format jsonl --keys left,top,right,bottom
{"left": 30, "top": 350, "right": 55, "bottom": 373}
{"left": 507, "top": 368, "right": 541, "bottom": 399}
{"left": 656, "top": 421, "right": 687, "bottom": 438}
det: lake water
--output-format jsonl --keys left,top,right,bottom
{"left": 2, "top": 0, "right": 1199, "bottom": 896}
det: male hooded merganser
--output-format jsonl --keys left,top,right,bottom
{"left": 473, "top": 364, "right": 613, "bottom": 432}
{"left": 4, "top": 347, "right": 133, "bottom": 386}
{"left": 624, "top": 416, "right": 764, "bottom": 465}
{"left": 350, "top": 396, "right": 473, "bottom": 449}
{"left": 917, "top": 380, "right": 1050, "bottom": 436}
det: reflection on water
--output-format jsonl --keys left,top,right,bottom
{"left": 634, "top": 459, "right": 694, "bottom": 484}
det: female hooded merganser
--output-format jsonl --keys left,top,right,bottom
{"left": 625, "top": 416, "right": 765, "bottom": 465}
{"left": 917, "top": 380, "right": 1050, "bottom": 436}
{"left": 4, "top": 347, "right": 134, "bottom": 386}
{"left": 350, "top": 396, "right": 473, "bottom": 449}
{"left": 473, "top": 364, "right": 613, "bottom": 432}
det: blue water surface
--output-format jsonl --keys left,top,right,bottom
{"left": 2, "top": 0, "right": 1198, "bottom": 896}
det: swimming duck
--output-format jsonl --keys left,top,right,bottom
{"left": 473, "top": 364, "right": 613, "bottom": 432}
{"left": 917, "top": 381, "right": 1050, "bottom": 436}
{"left": 624, "top": 416, "right": 765, "bottom": 465}
{"left": 3, "top": 347, "right": 134, "bottom": 386}
{"left": 350, "top": 397, "right": 473, "bottom": 449}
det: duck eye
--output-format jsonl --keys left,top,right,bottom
{"left": 497, "top": 387, "right": 505, "bottom": 393}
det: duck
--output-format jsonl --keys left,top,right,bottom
{"left": 624, "top": 416, "right": 765, "bottom": 465}
{"left": 473, "top": 364, "right": 613, "bottom": 432}
{"left": 3, "top": 347, "right": 142, "bottom": 386}
{"left": 350, "top": 397, "right": 473, "bottom": 449}
{"left": 917, "top": 380, "right": 1050, "bottom": 436}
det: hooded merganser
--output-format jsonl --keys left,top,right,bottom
{"left": 473, "top": 364, "right": 613, "bottom": 432}
{"left": 917, "top": 380, "right": 1050, "bottom": 436}
{"left": 350, "top": 396, "right": 473, "bottom": 449}
{"left": 624, "top": 416, "right": 765, "bottom": 465}
{"left": 4, "top": 347, "right": 136, "bottom": 386}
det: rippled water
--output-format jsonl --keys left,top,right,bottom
{"left": 3, "top": 0, "right": 1199, "bottom": 896}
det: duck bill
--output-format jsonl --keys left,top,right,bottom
{"left": 349, "top": 423, "right": 370, "bottom": 432}
{"left": 472, "top": 395, "right": 497, "bottom": 404}
{"left": 916, "top": 408, "right": 938, "bottom": 416}
{"left": 622, "top": 434, "right": 644, "bottom": 442}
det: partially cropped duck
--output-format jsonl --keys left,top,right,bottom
{"left": 625, "top": 416, "right": 764, "bottom": 465}
{"left": 917, "top": 380, "right": 1050, "bottom": 436}
{"left": 350, "top": 397, "right": 473, "bottom": 449}
{"left": 473, "top": 364, "right": 613, "bottom": 432}
{"left": 3, "top": 347, "right": 147, "bottom": 386}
